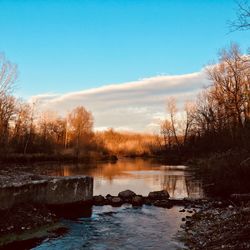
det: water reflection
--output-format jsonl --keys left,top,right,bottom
{"left": 33, "top": 158, "right": 204, "bottom": 199}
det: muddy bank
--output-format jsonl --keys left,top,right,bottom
{"left": 0, "top": 203, "right": 57, "bottom": 239}
{"left": 180, "top": 200, "right": 250, "bottom": 249}
{"left": 0, "top": 201, "right": 92, "bottom": 248}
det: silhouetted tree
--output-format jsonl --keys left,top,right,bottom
{"left": 230, "top": 0, "right": 250, "bottom": 31}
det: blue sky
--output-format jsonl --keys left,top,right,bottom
{"left": 0, "top": 0, "right": 249, "bottom": 99}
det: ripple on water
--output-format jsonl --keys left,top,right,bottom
{"left": 34, "top": 204, "right": 185, "bottom": 250}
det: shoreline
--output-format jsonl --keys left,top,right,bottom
{"left": 179, "top": 200, "right": 250, "bottom": 249}
{"left": 0, "top": 153, "right": 118, "bottom": 165}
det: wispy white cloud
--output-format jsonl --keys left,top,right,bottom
{"left": 31, "top": 70, "right": 209, "bottom": 132}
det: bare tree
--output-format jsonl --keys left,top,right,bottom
{"left": 188, "top": 44, "right": 250, "bottom": 151}
{"left": 183, "top": 101, "right": 195, "bottom": 145}
{"left": 68, "top": 106, "right": 93, "bottom": 158}
{"left": 12, "top": 100, "right": 31, "bottom": 149}
{"left": 0, "top": 54, "right": 17, "bottom": 152}
{"left": 23, "top": 101, "right": 36, "bottom": 155}
{"left": 166, "top": 97, "right": 180, "bottom": 147}
{"left": 207, "top": 44, "right": 250, "bottom": 131}
{"left": 161, "top": 119, "right": 173, "bottom": 150}
{"left": 0, "top": 53, "right": 17, "bottom": 97}
{"left": 230, "top": 0, "right": 250, "bottom": 31}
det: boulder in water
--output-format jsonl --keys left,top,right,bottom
{"left": 132, "top": 195, "right": 143, "bottom": 206}
{"left": 111, "top": 197, "right": 123, "bottom": 206}
{"left": 93, "top": 195, "right": 106, "bottom": 205}
{"left": 118, "top": 190, "right": 136, "bottom": 200}
{"left": 148, "top": 190, "right": 170, "bottom": 200}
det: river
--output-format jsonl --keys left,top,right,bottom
{"left": 27, "top": 158, "right": 204, "bottom": 250}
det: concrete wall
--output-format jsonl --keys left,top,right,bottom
{"left": 0, "top": 176, "right": 93, "bottom": 210}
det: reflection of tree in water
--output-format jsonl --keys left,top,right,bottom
{"left": 161, "top": 173, "right": 203, "bottom": 199}
{"left": 32, "top": 159, "right": 204, "bottom": 198}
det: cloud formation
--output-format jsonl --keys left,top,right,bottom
{"left": 32, "top": 70, "right": 209, "bottom": 132}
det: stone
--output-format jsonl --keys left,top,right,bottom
{"left": 111, "top": 197, "right": 123, "bottom": 206}
{"left": 93, "top": 195, "right": 106, "bottom": 205}
{"left": 118, "top": 190, "right": 136, "bottom": 200}
{"left": 148, "top": 190, "right": 170, "bottom": 200}
{"left": 153, "top": 199, "right": 172, "bottom": 208}
{"left": 106, "top": 194, "right": 113, "bottom": 202}
{"left": 132, "top": 195, "right": 143, "bottom": 206}
{"left": 144, "top": 198, "right": 152, "bottom": 205}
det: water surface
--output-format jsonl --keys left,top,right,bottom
{"left": 33, "top": 158, "right": 203, "bottom": 199}
{"left": 34, "top": 205, "right": 187, "bottom": 250}
{"left": 29, "top": 158, "right": 203, "bottom": 250}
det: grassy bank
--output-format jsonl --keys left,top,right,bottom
{"left": 187, "top": 149, "right": 250, "bottom": 197}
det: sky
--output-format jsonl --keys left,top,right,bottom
{"left": 0, "top": 0, "right": 249, "bottom": 132}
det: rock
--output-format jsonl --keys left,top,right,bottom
{"left": 242, "top": 207, "right": 250, "bottom": 214}
{"left": 217, "top": 201, "right": 223, "bottom": 207}
{"left": 106, "top": 194, "right": 113, "bottom": 202}
{"left": 111, "top": 197, "right": 123, "bottom": 206}
{"left": 153, "top": 199, "right": 172, "bottom": 208}
{"left": 144, "top": 198, "right": 152, "bottom": 205}
{"left": 231, "top": 193, "right": 250, "bottom": 201}
{"left": 132, "top": 195, "right": 143, "bottom": 206}
{"left": 93, "top": 195, "right": 106, "bottom": 205}
{"left": 148, "top": 190, "right": 170, "bottom": 200}
{"left": 240, "top": 157, "right": 250, "bottom": 167}
{"left": 179, "top": 209, "right": 186, "bottom": 212}
{"left": 118, "top": 190, "right": 136, "bottom": 200}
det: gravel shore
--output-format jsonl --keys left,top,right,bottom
{"left": 180, "top": 200, "right": 250, "bottom": 249}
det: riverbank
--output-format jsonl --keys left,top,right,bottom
{"left": 186, "top": 149, "right": 250, "bottom": 197}
{"left": 0, "top": 168, "right": 93, "bottom": 247}
{"left": 0, "top": 203, "right": 57, "bottom": 239}
{"left": 180, "top": 199, "right": 250, "bottom": 249}
{"left": 0, "top": 152, "right": 118, "bottom": 164}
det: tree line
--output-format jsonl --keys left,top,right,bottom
{"left": 160, "top": 44, "right": 250, "bottom": 158}
{"left": 0, "top": 56, "right": 98, "bottom": 160}
{"left": 0, "top": 54, "right": 159, "bottom": 161}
